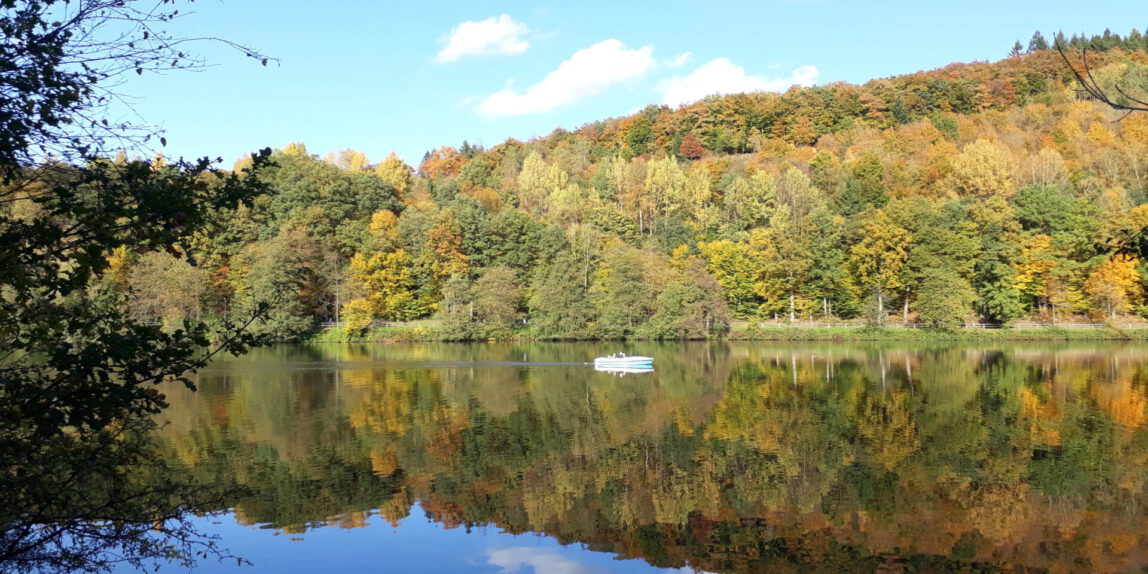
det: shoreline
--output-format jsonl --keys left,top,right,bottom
{"left": 305, "top": 324, "right": 1148, "bottom": 344}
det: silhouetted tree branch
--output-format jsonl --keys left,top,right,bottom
{"left": 1056, "top": 40, "right": 1148, "bottom": 117}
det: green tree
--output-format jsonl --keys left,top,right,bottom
{"left": 838, "top": 154, "right": 886, "bottom": 215}
{"left": 228, "top": 226, "right": 321, "bottom": 342}
{"left": 753, "top": 223, "right": 813, "bottom": 322}
{"left": 528, "top": 253, "right": 596, "bottom": 339}
{"left": 969, "top": 198, "right": 1025, "bottom": 324}
{"left": 914, "top": 267, "right": 976, "bottom": 328}
{"left": 127, "top": 251, "right": 210, "bottom": 328}
{"left": 721, "top": 170, "right": 775, "bottom": 230}
{"left": 437, "top": 274, "right": 476, "bottom": 340}
{"left": 646, "top": 258, "right": 731, "bottom": 338}
{"left": 590, "top": 241, "right": 657, "bottom": 338}
{"left": 889, "top": 198, "right": 980, "bottom": 322}
{"left": 805, "top": 210, "right": 857, "bottom": 319}
{"left": 1028, "top": 31, "right": 1049, "bottom": 52}
{"left": 473, "top": 265, "right": 524, "bottom": 337}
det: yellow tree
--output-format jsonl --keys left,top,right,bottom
{"left": 424, "top": 210, "right": 470, "bottom": 280}
{"left": 848, "top": 210, "right": 911, "bottom": 326}
{"left": 1083, "top": 254, "right": 1143, "bottom": 320}
{"left": 549, "top": 181, "right": 597, "bottom": 227}
{"left": 341, "top": 249, "right": 420, "bottom": 331}
{"left": 516, "top": 150, "right": 567, "bottom": 217}
{"left": 949, "top": 139, "right": 1016, "bottom": 200}
{"left": 752, "top": 227, "right": 812, "bottom": 321}
{"left": 698, "top": 240, "right": 763, "bottom": 318}
{"left": 684, "top": 161, "right": 714, "bottom": 227}
{"left": 366, "top": 210, "right": 402, "bottom": 253}
{"left": 1012, "top": 233, "right": 1083, "bottom": 321}
{"left": 774, "top": 165, "right": 824, "bottom": 224}
{"left": 375, "top": 152, "right": 413, "bottom": 201}
{"left": 644, "top": 155, "right": 687, "bottom": 226}
{"left": 330, "top": 149, "right": 368, "bottom": 171}
{"left": 721, "top": 170, "right": 776, "bottom": 229}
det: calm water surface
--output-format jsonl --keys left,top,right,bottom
{"left": 141, "top": 342, "right": 1148, "bottom": 573}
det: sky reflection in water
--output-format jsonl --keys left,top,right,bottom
{"left": 162, "top": 504, "right": 690, "bottom": 574}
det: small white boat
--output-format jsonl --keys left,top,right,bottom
{"left": 593, "top": 353, "right": 654, "bottom": 369}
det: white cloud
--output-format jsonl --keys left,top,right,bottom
{"left": 477, "top": 39, "right": 656, "bottom": 118}
{"left": 659, "top": 59, "right": 820, "bottom": 107}
{"left": 436, "top": 15, "right": 530, "bottom": 63}
{"left": 666, "top": 52, "right": 694, "bottom": 68}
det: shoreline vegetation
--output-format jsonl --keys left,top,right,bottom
{"left": 306, "top": 321, "right": 1148, "bottom": 343}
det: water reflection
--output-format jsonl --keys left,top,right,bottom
{"left": 153, "top": 342, "right": 1148, "bottom": 572}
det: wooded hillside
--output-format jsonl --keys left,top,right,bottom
{"left": 88, "top": 37, "right": 1148, "bottom": 340}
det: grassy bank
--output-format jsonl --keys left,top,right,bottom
{"left": 730, "top": 325, "right": 1148, "bottom": 341}
{"left": 306, "top": 325, "right": 440, "bottom": 343}
{"left": 304, "top": 324, "right": 1148, "bottom": 343}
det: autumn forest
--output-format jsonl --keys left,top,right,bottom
{"left": 15, "top": 3, "right": 1148, "bottom": 572}
{"left": 86, "top": 32, "right": 1148, "bottom": 341}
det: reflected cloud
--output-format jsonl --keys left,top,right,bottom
{"left": 487, "top": 547, "right": 602, "bottom": 574}
{"left": 487, "top": 546, "right": 698, "bottom": 574}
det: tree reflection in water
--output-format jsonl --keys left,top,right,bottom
{"left": 153, "top": 342, "right": 1148, "bottom": 572}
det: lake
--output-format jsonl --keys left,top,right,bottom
{"left": 136, "top": 341, "right": 1148, "bottom": 573}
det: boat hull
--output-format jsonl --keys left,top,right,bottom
{"left": 594, "top": 365, "right": 654, "bottom": 374}
{"left": 593, "top": 356, "right": 654, "bottom": 368}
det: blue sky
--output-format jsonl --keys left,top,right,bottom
{"left": 111, "top": 0, "right": 1147, "bottom": 167}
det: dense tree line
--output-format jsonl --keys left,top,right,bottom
{"left": 1016, "top": 28, "right": 1148, "bottom": 57}
{"left": 97, "top": 43, "right": 1148, "bottom": 341}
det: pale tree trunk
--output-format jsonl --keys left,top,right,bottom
{"left": 903, "top": 286, "right": 910, "bottom": 323}
{"left": 877, "top": 289, "right": 885, "bottom": 327}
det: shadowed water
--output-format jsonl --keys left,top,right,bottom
{"left": 137, "top": 341, "right": 1148, "bottom": 573}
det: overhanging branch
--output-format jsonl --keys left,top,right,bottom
{"left": 1056, "top": 41, "right": 1148, "bottom": 117}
